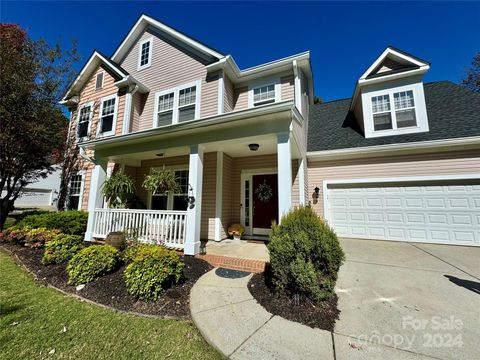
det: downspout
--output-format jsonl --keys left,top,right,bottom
{"left": 122, "top": 82, "right": 140, "bottom": 135}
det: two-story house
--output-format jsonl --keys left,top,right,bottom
{"left": 61, "top": 14, "right": 480, "bottom": 254}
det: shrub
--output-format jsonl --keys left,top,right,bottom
{"left": 15, "top": 211, "right": 88, "bottom": 235}
{"left": 123, "top": 245, "right": 184, "bottom": 301}
{"left": 42, "top": 234, "right": 84, "bottom": 265}
{"left": 67, "top": 245, "right": 119, "bottom": 285}
{"left": 25, "top": 228, "right": 61, "bottom": 248}
{"left": 267, "top": 206, "right": 345, "bottom": 303}
{"left": 0, "top": 228, "right": 29, "bottom": 245}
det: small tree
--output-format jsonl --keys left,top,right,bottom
{"left": 0, "top": 24, "right": 79, "bottom": 228}
{"left": 462, "top": 51, "right": 480, "bottom": 93}
{"left": 102, "top": 171, "right": 136, "bottom": 208}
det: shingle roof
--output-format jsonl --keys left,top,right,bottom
{"left": 308, "top": 81, "right": 480, "bottom": 152}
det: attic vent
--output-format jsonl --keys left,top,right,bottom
{"left": 95, "top": 72, "right": 104, "bottom": 90}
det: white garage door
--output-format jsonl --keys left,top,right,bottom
{"left": 15, "top": 189, "right": 52, "bottom": 207}
{"left": 326, "top": 180, "right": 480, "bottom": 246}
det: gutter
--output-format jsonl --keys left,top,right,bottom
{"left": 307, "top": 136, "right": 480, "bottom": 161}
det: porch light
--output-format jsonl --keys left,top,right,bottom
{"left": 156, "top": 153, "right": 164, "bottom": 157}
{"left": 248, "top": 143, "right": 260, "bottom": 151}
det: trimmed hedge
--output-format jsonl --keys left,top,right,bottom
{"left": 123, "top": 245, "right": 184, "bottom": 301}
{"left": 15, "top": 211, "right": 88, "bottom": 235}
{"left": 268, "top": 206, "right": 345, "bottom": 303}
{"left": 42, "top": 234, "right": 84, "bottom": 265}
{"left": 67, "top": 245, "right": 119, "bottom": 285}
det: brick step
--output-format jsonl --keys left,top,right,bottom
{"left": 195, "top": 254, "right": 266, "bottom": 273}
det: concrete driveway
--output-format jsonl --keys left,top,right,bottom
{"left": 334, "top": 238, "right": 480, "bottom": 360}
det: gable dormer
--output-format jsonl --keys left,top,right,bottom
{"left": 351, "top": 47, "right": 431, "bottom": 138}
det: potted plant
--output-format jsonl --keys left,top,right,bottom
{"left": 228, "top": 224, "right": 245, "bottom": 240}
{"left": 142, "top": 168, "right": 181, "bottom": 195}
{"left": 101, "top": 171, "right": 136, "bottom": 249}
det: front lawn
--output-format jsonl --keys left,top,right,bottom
{"left": 0, "top": 251, "right": 221, "bottom": 360}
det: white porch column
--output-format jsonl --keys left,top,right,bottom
{"left": 298, "top": 157, "right": 306, "bottom": 206}
{"left": 185, "top": 144, "right": 204, "bottom": 255}
{"left": 85, "top": 159, "right": 107, "bottom": 241}
{"left": 214, "top": 151, "right": 223, "bottom": 241}
{"left": 277, "top": 133, "right": 293, "bottom": 221}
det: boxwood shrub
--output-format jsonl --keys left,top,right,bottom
{"left": 267, "top": 206, "right": 345, "bottom": 303}
{"left": 42, "top": 234, "right": 84, "bottom": 265}
{"left": 67, "top": 245, "right": 119, "bottom": 285}
{"left": 15, "top": 211, "right": 88, "bottom": 235}
{"left": 123, "top": 245, "right": 184, "bottom": 301}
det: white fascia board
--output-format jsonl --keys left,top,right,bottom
{"left": 111, "top": 14, "right": 224, "bottom": 63}
{"left": 80, "top": 100, "right": 295, "bottom": 149}
{"left": 307, "top": 136, "right": 480, "bottom": 161}
{"left": 207, "top": 52, "right": 310, "bottom": 83}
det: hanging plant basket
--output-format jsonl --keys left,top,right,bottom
{"left": 255, "top": 179, "right": 273, "bottom": 203}
{"left": 142, "top": 168, "right": 181, "bottom": 195}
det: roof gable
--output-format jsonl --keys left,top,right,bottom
{"left": 111, "top": 14, "right": 225, "bottom": 64}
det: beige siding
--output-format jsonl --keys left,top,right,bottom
{"left": 233, "top": 86, "right": 248, "bottom": 111}
{"left": 119, "top": 30, "right": 218, "bottom": 131}
{"left": 291, "top": 159, "right": 300, "bottom": 207}
{"left": 280, "top": 74, "right": 294, "bottom": 101}
{"left": 221, "top": 154, "right": 234, "bottom": 238}
{"left": 201, "top": 152, "right": 217, "bottom": 239}
{"left": 224, "top": 74, "right": 235, "bottom": 113}
{"left": 307, "top": 150, "right": 480, "bottom": 216}
{"left": 130, "top": 92, "right": 145, "bottom": 132}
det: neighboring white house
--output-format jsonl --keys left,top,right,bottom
{"left": 12, "top": 166, "right": 62, "bottom": 209}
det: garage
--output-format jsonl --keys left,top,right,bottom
{"left": 15, "top": 189, "right": 53, "bottom": 207}
{"left": 325, "top": 178, "right": 480, "bottom": 246}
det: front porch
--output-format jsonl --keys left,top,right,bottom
{"left": 82, "top": 103, "right": 307, "bottom": 256}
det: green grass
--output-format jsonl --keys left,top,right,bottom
{"left": 3, "top": 217, "right": 16, "bottom": 229}
{"left": 0, "top": 251, "right": 221, "bottom": 359}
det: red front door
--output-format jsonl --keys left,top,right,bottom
{"left": 252, "top": 174, "right": 278, "bottom": 230}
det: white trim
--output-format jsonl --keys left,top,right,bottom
{"left": 298, "top": 158, "right": 305, "bottom": 205}
{"left": 240, "top": 168, "right": 277, "bottom": 236}
{"left": 293, "top": 60, "right": 302, "bottom": 112}
{"left": 307, "top": 136, "right": 480, "bottom": 161}
{"left": 97, "top": 94, "right": 119, "bottom": 138}
{"left": 111, "top": 14, "right": 224, "bottom": 63}
{"left": 322, "top": 173, "right": 480, "bottom": 228}
{"left": 214, "top": 152, "right": 223, "bottom": 241}
{"left": 137, "top": 36, "right": 153, "bottom": 71}
{"left": 277, "top": 133, "right": 293, "bottom": 220}
{"left": 76, "top": 101, "right": 94, "bottom": 142}
{"left": 248, "top": 77, "right": 281, "bottom": 108}
{"left": 152, "top": 80, "right": 202, "bottom": 128}
{"left": 185, "top": 144, "right": 204, "bottom": 255}
{"left": 85, "top": 160, "right": 108, "bottom": 241}
{"left": 122, "top": 91, "right": 133, "bottom": 135}
{"left": 217, "top": 72, "right": 225, "bottom": 115}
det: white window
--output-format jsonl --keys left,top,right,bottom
{"left": 253, "top": 84, "right": 276, "bottom": 106}
{"left": 153, "top": 81, "right": 201, "bottom": 128}
{"left": 77, "top": 102, "right": 93, "bottom": 140}
{"left": 371, "top": 89, "right": 417, "bottom": 132}
{"left": 98, "top": 95, "right": 117, "bottom": 136}
{"left": 138, "top": 37, "right": 152, "bottom": 70}
{"left": 95, "top": 72, "right": 104, "bottom": 90}
{"left": 150, "top": 169, "right": 189, "bottom": 211}
{"left": 67, "top": 173, "right": 83, "bottom": 210}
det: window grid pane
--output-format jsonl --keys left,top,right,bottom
{"left": 69, "top": 174, "right": 82, "bottom": 195}
{"left": 371, "top": 95, "right": 391, "bottom": 113}
{"left": 158, "top": 93, "right": 174, "bottom": 112}
{"left": 140, "top": 41, "right": 150, "bottom": 66}
{"left": 253, "top": 84, "right": 275, "bottom": 104}
{"left": 100, "top": 98, "right": 115, "bottom": 133}
{"left": 179, "top": 86, "right": 196, "bottom": 107}
{"left": 102, "top": 98, "right": 115, "bottom": 116}
{"left": 394, "top": 90, "right": 415, "bottom": 109}
{"left": 79, "top": 106, "right": 91, "bottom": 123}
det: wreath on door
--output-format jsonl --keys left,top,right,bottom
{"left": 255, "top": 179, "right": 273, "bottom": 203}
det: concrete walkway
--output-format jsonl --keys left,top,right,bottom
{"left": 190, "top": 268, "right": 434, "bottom": 360}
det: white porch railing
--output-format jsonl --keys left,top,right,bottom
{"left": 92, "top": 208, "right": 187, "bottom": 249}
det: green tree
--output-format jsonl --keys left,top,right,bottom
{"left": 0, "top": 24, "right": 79, "bottom": 229}
{"left": 462, "top": 51, "right": 480, "bottom": 93}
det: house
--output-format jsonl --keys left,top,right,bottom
{"left": 60, "top": 14, "right": 480, "bottom": 254}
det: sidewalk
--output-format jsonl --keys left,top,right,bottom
{"left": 190, "top": 268, "right": 437, "bottom": 360}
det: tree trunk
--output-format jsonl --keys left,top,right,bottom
{"left": 0, "top": 198, "right": 14, "bottom": 230}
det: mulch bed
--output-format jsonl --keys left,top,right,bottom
{"left": 1, "top": 243, "right": 212, "bottom": 320}
{"left": 248, "top": 271, "right": 340, "bottom": 332}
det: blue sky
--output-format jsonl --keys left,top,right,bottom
{"left": 2, "top": 1, "right": 479, "bottom": 101}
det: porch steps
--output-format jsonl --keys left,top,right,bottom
{"left": 195, "top": 254, "right": 267, "bottom": 273}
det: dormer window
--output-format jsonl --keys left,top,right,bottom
{"left": 371, "top": 90, "right": 417, "bottom": 132}
{"left": 138, "top": 37, "right": 152, "bottom": 70}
